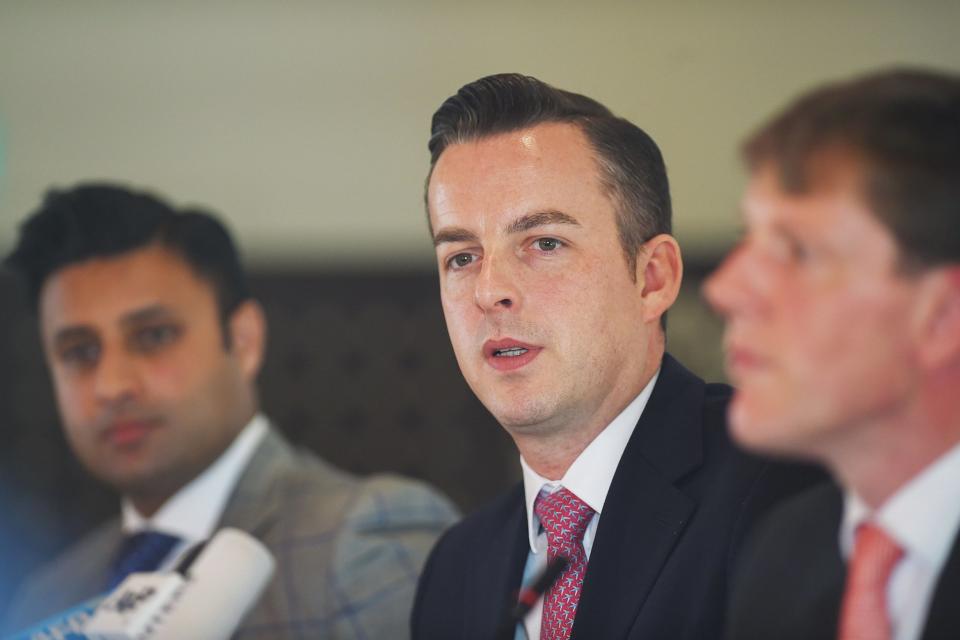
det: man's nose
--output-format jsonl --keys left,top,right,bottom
{"left": 93, "top": 347, "right": 141, "bottom": 406}
{"left": 703, "top": 244, "right": 756, "bottom": 318}
{"left": 474, "top": 254, "right": 520, "bottom": 313}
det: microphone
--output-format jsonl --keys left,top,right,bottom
{"left": 83, "top": 527, "right": 274, "bottom": 640}
{"left": 495, "top": 556, "right": 569, "bottom": 640}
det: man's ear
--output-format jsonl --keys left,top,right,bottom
{"left": 228, "top": 299, "right": 267, "bottom": 380}
{"left": 637, "top": 234, "right": 683, "bottom": 324}
{"left": 914, "top": 266, "right": 960, "bottom": 370}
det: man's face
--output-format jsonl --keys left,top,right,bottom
{"left": 704, "top": 159, "right": 923, "bottom": 460}
{"left": 39, "top": 244, "right": 259, "bottom": 507}
{"left": 427, "top": 122, "right": 660, "bottom": 440}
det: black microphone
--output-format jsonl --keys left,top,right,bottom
{"left": 496, "top": 555, "right": 569, "bottom": 640}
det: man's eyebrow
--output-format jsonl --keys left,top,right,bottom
{"left": 506, "top": 210, "right": 581, "bottom": 234}
{"left": 433, "top": 227, "right": 479, "bottom": 247}
{"left": 432, "top": 211, "right": 580, "bottom": 247}
{"left": 120, "top": 305, "right": 179, "bottom": 328}
{"left": 52, "top": 326, "right": 97, "bottom": 348}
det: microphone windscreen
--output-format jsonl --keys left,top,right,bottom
{"left": 83, "top": 528, "right": 275, "bottom": 640}
{"left": 152, "top": 527, "right": 275, "bottom": 640}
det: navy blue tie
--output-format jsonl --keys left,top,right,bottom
{"left": 107, "top": 531, "right": 181, "bottom": 591}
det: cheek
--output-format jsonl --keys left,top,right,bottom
{"left": 440, "top": 290, "right": 477, "bottom": 350}
{"left": 144, "top": 341, "right": 225, "bottom": 410}
{"left": 51, "top": 373, "right": 95, "bottom": 425}
{"left": 147, "top": 360, "right": 191, "bottom": 393}
{"left": 784, "top": 289, "right": 910, "bottom": 377}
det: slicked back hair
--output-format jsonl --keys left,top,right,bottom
{"left": 744, "top": 67, "right": 960, "bottom": 271}
{"left": 427, "top": 73, "right": 672, "bottom": 278}
{"left": 4, "top": 183, "right": 251, "bottom": 345}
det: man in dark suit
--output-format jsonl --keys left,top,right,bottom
{"left": 705, "top": 68, "right": 960, "bottom": 640}
{"left": 2, "top": 184, "right": 458, "bottom": 638}
{"left": 412, "top": 73, "right": 818, "bottom": 640}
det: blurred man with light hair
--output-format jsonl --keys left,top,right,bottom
{"left": 706, "top": 68, "right": 960, "bottom": 640}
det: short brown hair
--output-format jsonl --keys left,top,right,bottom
{"left": 427, "top": 73, "right": 672, "bottom": 277}
{"left": 744, "top": 67, "right": 960, "bottom": 270}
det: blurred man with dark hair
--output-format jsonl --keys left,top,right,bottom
{"left": 412, "top": 73, "right": 818, "bottom": 639}
{"left": 706, "top": 68, "right": 960, "bottom": 640}
{"left": 3, "top": 183, "right": 457, "bottom": 639}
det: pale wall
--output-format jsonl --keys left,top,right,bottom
{"left": 1, "top": 1, "right": 957, "bottom": 267}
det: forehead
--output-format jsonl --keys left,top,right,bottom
{"left": 745, "top": 157, "right": 870, "bottom": 226}
{"left": 39, "top": 244, "right": 216, "bottom": 330}
{"left": 428, "top": 122, "right": 608, "bottom": 227}
{"left": 743, "top": 160, "right": 905, "bottom": 264}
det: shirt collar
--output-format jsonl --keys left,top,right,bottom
{"left": 840, "top": 438, "right": 960, "bottom": 568}
{"left": 520, "top": 370, "right": 660, "bottom": 552}
{"left": 121, "top": 413, "right": 269, "bottom": 542}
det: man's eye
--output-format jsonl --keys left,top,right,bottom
{"left": 447, "top": 253, "right": 477, "bottom": 269}
{"left": 60, "top": 343, "right": 101, "bottom": 368}
{"left": 534, "top": 238, "right": 562, "bottom": 252}
{"left": 133, "top": 325, "right": 181, "bottom": 352}
{"left": 780, "top": 237, "right": 810, "bottom": 264}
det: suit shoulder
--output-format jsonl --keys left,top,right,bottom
{"left": 254, "top": 441, "right": 459, "bottom": 535}
{"left": 15, "top": 518, "right": 118, "bottom": 593}
{"left": 342, "top": 473, "right": 461, "bottom": 533}
{"left": 428, "top": 484, "right": 522, "bottom": 554}
{"left": 412, "top": 486, "right": 524, "bottom": 638}
{"left": 231, "top": 435, "right": 458, "bottom": 638}
{"left": 752, "top": 481, "right": 842, "bottom": 543}
{"left": 728, "top": 482, "right": 844, "bottom": 640}
{"left": 4, "top": 518, "right": 119, "bottom": 632}
{"left": 704, "top": 380, "right": 734, "bottom": 398}
{"left": 735, "top": 481, "right": 843, "bottom": 591}
{"left": 415, "top": 484, "right": 523, "bottom": 588}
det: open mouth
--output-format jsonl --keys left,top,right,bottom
{"left": 494, "top": 347, "right": 529, "bottom": 357}
{"left": 484, "top": 339, "right": 541, "bottom": 371}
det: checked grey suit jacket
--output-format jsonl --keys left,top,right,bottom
{"left": 5, "top": 426, "right": 459, "bottom": 639}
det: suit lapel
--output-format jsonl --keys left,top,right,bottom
{"left": 466, "top": 486, "right": 529, "bottom": 639}
{"left": 921, "top": 527, "right": 960, "bottom": 639}
{"left": 217, "top": 427, "right": 286, "bottom": 537}
{"left": 571, "top": 355, "right": 702, "bottom": 639}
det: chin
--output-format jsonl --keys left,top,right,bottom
{"left": 730, "top": 401, "right": 824, "bottom": 464}
{"left": 729, "top": 397, "right": 785, "bottom": 452}
{"left": 486, "top": 396, "right": 557, "bottom": 433}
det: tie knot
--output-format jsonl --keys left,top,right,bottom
{"left": 534, "top": 487, "right": 594, "bottom": 549}
{"left": 837, "top": 522, "right": 904, "bottom": 640}
{"left": 852, "top": 523, "right": 904, "bottom": 586}
{"left": 108, "top": 530, "right": 181, "bottom": 590}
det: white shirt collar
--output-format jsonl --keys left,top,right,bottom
{"left": 520, "top": 370, "right": 660, "bottom": 552}
{"left": 121, "top": 413, "right": 269, "bottom": 543}
{"left": 840, "top": 438, "right": 960, "bottom": 567}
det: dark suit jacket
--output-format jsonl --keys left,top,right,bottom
{"left": 726, "top": 482, "right": 960, "bottom": 640}
{"left": 412, "top": 354, "right": 822, "bottom": 640}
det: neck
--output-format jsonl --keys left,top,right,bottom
{"left": 826, "top": 376, "right": 960, "bottom": 508}
{"left": 128, "top": 489, "right": 175, "bottom": 520}
{"left": 513, "top": 355, "right": 660, "bottom": 480}
{"left": 518, "top": 430, "right": 602, "bottom": 481}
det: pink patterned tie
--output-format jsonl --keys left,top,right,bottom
{"left": 838, "top": 523, "right": 904, "bottom": 640}
{"left": 534, "top": 487, "right": 595, "bottom": 640}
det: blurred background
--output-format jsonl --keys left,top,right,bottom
{"left": 1, "top": 0, "right": 958, "bottom": 619}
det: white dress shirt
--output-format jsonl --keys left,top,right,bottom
{"left": 840, "top": 440, "right": 960, "bottom": 640}
{"left": 120, "top": 413, "right": 268, "bottom": 570}
{"left": 516, "top": 371, "right": 660, "bottom": 640}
